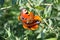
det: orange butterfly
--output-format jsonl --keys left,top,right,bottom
{"left": 18, "top": 8, "right": 42, "bottom": 30}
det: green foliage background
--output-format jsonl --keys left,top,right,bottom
{"left": 0, "top": 0, "right": 60, "bottom": 40}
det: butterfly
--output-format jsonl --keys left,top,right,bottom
{"left": 18, "top": 8, "right": 42, "bottom": 30}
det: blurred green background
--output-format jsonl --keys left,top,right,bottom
{"left": 0, "top": 0, "right": 60, "bottom": 40}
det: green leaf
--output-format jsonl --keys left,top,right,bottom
{"left": 35, "top": 6, "right": 44, "bottom": 10}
